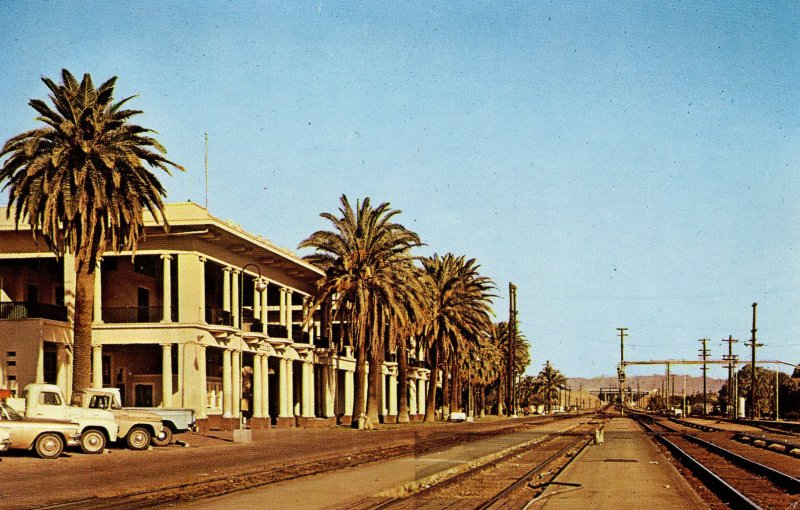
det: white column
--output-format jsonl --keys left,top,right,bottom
{"left": 222, "top": 349, "right": 232, "bottom": 418}
{"left": 285, "top": 290, "right": 293, "bottom": 339}
{"left": 286, "top": 360, "right": 295, "bottom": 417}
{"left": 35, "top": 342, "right": 44, "bottom": 383}
{"left": 197, "top": 345, "right": 208, "bottom": 419}
{"left": 91, "top": 345, "right": 103, "bottom": 388}
{"left": 409, "top": 375, "right": 418, "bottom": 415}
{"left": 388, "top": 373, "right": 398, "bottom": 416}
{"left": 231, "top": 270, "right": 240, "bottom": 329}
{"left": 279, "top": 289, "right": 286, "bottom": 326}
{"left": 161, "top": 344, "right": 173, "bottom": 407}
{"left": 259, "top": 280, "right": 269, "bottom": 325}
{"left": 261, "top": 354, "right": 270, "bottom": 418}
{"left": 93, "top": 261, "right": 103, "bottom": 324}
{"left": 344, "top": 370, "right": 354, "bottom": 417}
{"left": 278, "top": 358, "right": 291, "bottom": 417}
{"left": 253, "top": 282, "right": 261, "bottom": 325}
{"left": 232, "top": 349, "right": 241, "bottom": 418}
{"left": 302, "top": 362, "right": 314, "bottom": 417}
{"left": 161, "top": 255, "right": 172, "bottom": 323}
{"left": 56, "top": 345, "right": 68, "bottom": 393}
{"left": 417, "top": 378, "right": 426, "bottom": 415}
{"left": 222, "top": 267, "right": 231, "bottom": 312}
{"left": 253, "top": 354, "right": 263, "bottom": 418}
{"left": 321, "top": 364, "right": 335, "bottom": 418}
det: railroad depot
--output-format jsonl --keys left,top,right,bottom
{"left": 0, "top": 202, "right": 431, "bottom": 431}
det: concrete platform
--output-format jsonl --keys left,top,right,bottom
{"left": 531, "top": 417, "right": 708, "bottom": 509}
{"left": 182, "top": 417, "right": 585, "bottom": 509}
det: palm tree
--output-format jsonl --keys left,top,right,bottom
{"left": 0, "top": 70, "right": 182, "bottom": 391}
{"left": 299, "top": 196, "right": 421, "bottom": 428}
{"left": 419, "top": 253, "right": 494, "bottom": 422}
{"left": 533, "top": 361, "right": 567, "bottom": 413}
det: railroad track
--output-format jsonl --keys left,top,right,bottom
{"left": 359, "top": 420, "right": 602, "bottom": 509}
{"left": 30, "top": 415, "right": 582, "bottom": 510}
{"left": 635, "top": 414, "right": 800, "bottom": 509}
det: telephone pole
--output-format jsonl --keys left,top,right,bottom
{"left": 698, "top": 338, "right": 710, "bottom": 416}
{"left": 745, "top": 303, "right": 763, "bottom": 419}
{"left": 507, "top": 283, "right": 518, "bottom": 417}
{"left": 617, "top": 327, "right": 628, "bottom": 415}
{"left": 723, "top": 335, "right": 739, "bottom": 418}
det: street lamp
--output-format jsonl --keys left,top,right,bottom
{"left": 239, "top": 263, "right": 268, "bottom": 430}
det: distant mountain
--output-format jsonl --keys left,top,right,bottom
{"left": 567, "top": 374, "right": 725, "bottom": 395}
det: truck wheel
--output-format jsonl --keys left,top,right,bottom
{"left": 126, "top": 426, "right": 151, "bottom": 450}
{"left": 80, "top": 429, "right": 106, "bottom": 454}
{"left": 151, "top": 426, "right": 173, "bottom": 447}
{"left": 35, "top": 433, "right": 64, "bottom": 459}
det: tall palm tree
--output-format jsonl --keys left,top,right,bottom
{"left": 299, "top": 196, "right": 421, "bottom": 428}
{"left": 0, "top": 70, "right": 182, "bottom": 391}
{"left": 533, "top": 361, "right": 567, "bottom": 413}
{"left": 420, "top": 253, "right": 494, "bottom": 422}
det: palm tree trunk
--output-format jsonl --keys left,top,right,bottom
{"left": 424, "top": 341, "right": 439, "bottom": 422}
{"left": 366, "top": 342, "right": 383, "bottom": 425}
{"left": 397, "top": 336, "right": 410, "bottom": 423}
{"left": 72, "top": 266, "right": 94, "bottom": 392}
{"left": 497, "top": 377, "right": 505, "bottom": 416}
{"left": 450, "top": 356, "right": 460, "bottom": 412}
{"left": 441, "top": 356, "right": 450, "bottom": 418}
{"left": 351, "top": 321, "right": 368, "bottom": 429}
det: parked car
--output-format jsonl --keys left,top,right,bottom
{"left": 0, "top": 401, "right": 81, "bottom": 459}
{"left": 71, "top": 389, "right": 166, "bottom": 450}
{"left": 7, "top": 384, "right": 118, "bottom": 454}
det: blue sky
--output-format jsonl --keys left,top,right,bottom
{"left": 1, "top": 2, "right": 799, "bottom": 379}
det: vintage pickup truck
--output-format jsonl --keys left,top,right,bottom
{"left": 0, "top": 401, "right": 81, "bottom": 459}
{"left": 7, "top": 383, "right": 118, "bottom": 454}
{"left": 92, "top": 387, "right": 196, "bottom": 446}
{"left": 71, "top": 389, "right": 166, "bottom": 450}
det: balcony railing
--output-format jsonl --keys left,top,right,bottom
{"left": 0, "top": 302, "right": 67, "bottom": 322}
{"left": 242, "top": 317, "right": 264, "bottom": 333}
{"left": 266, "top": 323, "right": 288, "bottom": 339}
{"left": 206, "top": 308, "right": 233, "bottom": 327}
{"left": 292, "top": 330, "right": 310, "bottom": 344}
{"left": 314, "top": 336, "right": 331, "bottom": 349}
{"left": 103, "top": 307, "right": 164, "bottom": 323}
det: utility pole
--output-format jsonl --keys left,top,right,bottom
{"left": 507, "top": 283, "right": 517, "bottom": 417}
{"left": 617, "top": 328, "right": 628, "bottom": 415}
{"left": 698, "top": 339, "right": 710, "bottom": 416}
{"left": 745, "top": 303, "right": 763, "bottom": 419}
{"left": 204, "top": 132, "right": 209, "bottom": 209}
{"left": 723, "top": 335, "right": 739, "bottom": 418}
{"left": 665, "top": 363, "right": 671, "bottom": 411}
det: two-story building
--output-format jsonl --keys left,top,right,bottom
{"left": 0, "top": 202, "right": 430, "bottom": 430}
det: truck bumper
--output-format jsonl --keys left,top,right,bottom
{"left": 0, "top": 439, "right": 10, "bottom": 452}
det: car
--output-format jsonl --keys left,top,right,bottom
{"left": 0, "top": 402, "right": 81, "bottom": 459}
{"left": 71, "top": 389, "right": 166, "bottom": 450}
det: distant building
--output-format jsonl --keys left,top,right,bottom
{"left": 0, "top": 202, "right": 430, "bottom": 430}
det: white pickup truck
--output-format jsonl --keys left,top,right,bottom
{"left": 95, "top": 387, "right": 196, "bottom": 446}
{"left": 71, "top": 389, "right": 167, "bottom": 450}
{"left": 7, "top": 383, "right": 118, "bottom": 454}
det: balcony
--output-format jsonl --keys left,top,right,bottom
{"left": 313, "top": 336, "right": 331, "bottom": 349}
{"left": 266, "top": 323, "right": 288, "bottom": 339}
{"left": 242, "top": 317, "right": 264, "bottom": 333}
{"left": 206, "top": 308, "right": 233, "bottom": 327}
{"left": 0, "top": 302, "right": 67, "bottom": 322}
{"left": 292, "top": 330, "right": 310, "bottom": 344}
{"left": 103, "top": 307, "right": 164, "bottom": 323}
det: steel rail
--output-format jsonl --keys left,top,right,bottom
{"left": 474, "top": 434, "right": 593, "bottom": 510}
{"left": 636, "top": 418, "right": 763, "bottom": 510}
{"left": 683, "top": 433, "right": 800, "bottom": 492}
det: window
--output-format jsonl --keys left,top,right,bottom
{"left": 89, "top": 395, "right": 110, "bottom": 409}
{"left": 134, "top": 384, "right": 153, "bottom": 407}
{"left": 26, "top": 284, "right": 38, "bottom": 303}
{"left": 102, "top": 355, "right": 112, "bottom": 387}
{"left": 39, "top": 391, "right": 62, "bottom": 406}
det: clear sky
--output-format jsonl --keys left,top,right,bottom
{"left": 1, "top": 2, "right": 798, "bottom": 379}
